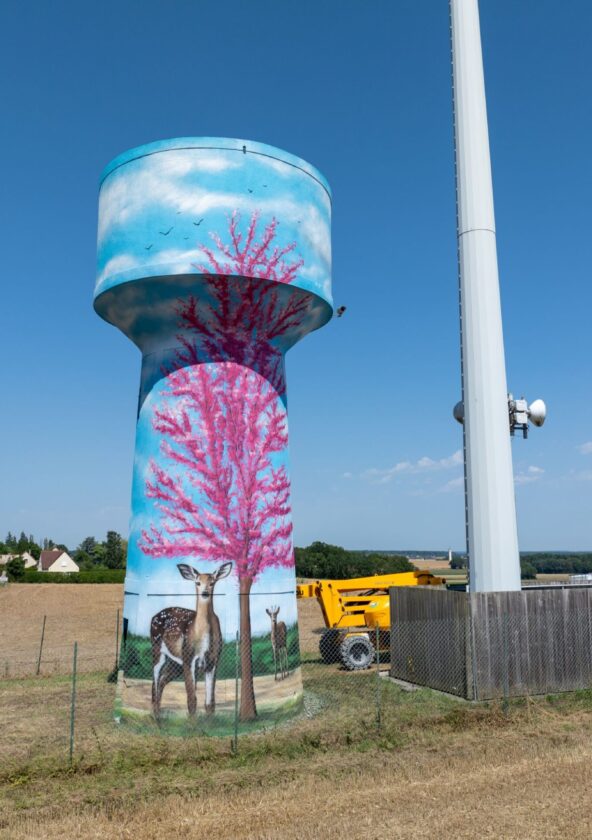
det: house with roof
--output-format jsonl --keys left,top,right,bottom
{"left": 0, "top": 551, "right": 37, "bottom": 570}
{"left": 38, "top": 549, "right": 79, "bottom": 573}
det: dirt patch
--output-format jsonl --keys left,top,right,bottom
{"left": 295, "top": 596, "right": 325, "bottom": 655}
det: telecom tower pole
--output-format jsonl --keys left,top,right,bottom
{"left": 450, "top": 0, "right": 521, "bottom": 592}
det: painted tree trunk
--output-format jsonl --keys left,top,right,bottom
{"left": 239, "top": 577, "right": 257, "bottom": 721}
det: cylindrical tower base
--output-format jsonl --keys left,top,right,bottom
{"left": 95, "top": 138, "right": 333, "bottom": 731}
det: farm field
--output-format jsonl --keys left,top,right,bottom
{"left": 0, "top": 584, "right": 122, "bottom": 677}
{"left": 410, "top": 558, "right": 452, "bottom": 571}
{"left": 0, "top": 584, "right": 324, "bottom": 677}
{"left": 3, "top": 584, "right": 592, "bottom": 838}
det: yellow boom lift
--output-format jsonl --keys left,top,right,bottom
{"left": 296, "top": 570, "right": 442, "bottom": 670}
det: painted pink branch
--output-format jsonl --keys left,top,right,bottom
{"left": 140, "top": 212, "right": 300, "bottom": 583}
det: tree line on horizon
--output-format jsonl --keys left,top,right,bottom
{"left": 2, "top": 535, "right": 413, "bottom": 583}
{"left": 450, "top": 551, "right": 592, "bottom": 578}
{"left": 1, "top": 531, "right": 127, "bottom": 580}
{"left": 3, "top": 532, "right": 591, "bottom": 583}
{"left": 295, "top": 541, "right": 414, "bottom": 579}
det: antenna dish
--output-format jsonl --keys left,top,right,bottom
{"left": 453, "top": 401, "right": 464, "bottom": 425}
{"left": 528, "top": 399, "right": 547, "bottom": 427}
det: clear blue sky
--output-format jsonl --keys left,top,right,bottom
{"left": 1, "top": 0, "right": 590, "bottom": 551}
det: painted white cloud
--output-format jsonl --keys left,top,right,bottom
{"left": 97, "top": 153, "right": 332, "bottom": 288}
{"left": 514, "top": 465, "right": 545, "bottom": 486}
{"left": 96, "top": 247, "right": 211, "bottom": 288}
{"left": 98, "top": 171, "right": 255, "bottom": 244}
{"left": 362, "top": 449, "right": 463, "bottom": 485}
{"left": 154, "top": 150, "right": 241, "bottom": 177}
{"left": 256, "top": 155, "right": 332, "bottom": 211}
{"left": 96, "top": 253, "right": 140, "bottom": 285}
{"left": 578, "top": 441, "right": 592, "bottom": 455}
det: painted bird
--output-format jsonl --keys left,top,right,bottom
{"left": 193, "top": 219, "right": 204, "bottom": 226}
{"left": 159, "top": 227, "right": 173, "bottom": 236}
{"left": 336, "top": 305, "right": 347, "bottom": 318}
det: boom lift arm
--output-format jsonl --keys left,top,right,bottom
{"left": 296, "top": 570, "right": 442, "bottom": 669}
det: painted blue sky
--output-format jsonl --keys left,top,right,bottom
{"left": 1, "top": 0, "right": 590, "bottom": 551}
{"left": 95, "top": 138, "right": 332, "bottom": 303}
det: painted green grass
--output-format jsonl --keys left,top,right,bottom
{"left": 116, "top": 694, "right": 304, "bottom": 738}
{"left": 121, "top": 624, "right": 301, "bottom": 681}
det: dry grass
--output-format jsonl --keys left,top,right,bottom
{"left": 0, "top": 584, "right": 122, "bottom": 676}
{"left": 0, "top": 585, "right": 323, "bottom": 678}
{"left": 295, "top": 595, "right": 325, "bottom": 655}
{"left": 10, "top": 744, "right": 592, "bottom": 839}
{"left": 3, "top": 584, "right": 592, "bottom": 838}
{"left": 3, "top": 674, "right": 592, "bottom": 839}
{"left": 411, "top": 559, "right": 451, "bottom": 571}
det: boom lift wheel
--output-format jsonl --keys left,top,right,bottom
{"left": 340, "top": 634, "right": 375, "bottom": 670}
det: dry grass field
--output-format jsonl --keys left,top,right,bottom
{"left": 0, "top": 584, "right": 122, "bottom": 676}
{"left": 0, "top": 584, "right": 323, "bottom": 678}
{"left": 534, "top": 573, "right": 571, "bottom": 583}
{"left": 411, "top": 558, "right": 452, "bottom": 571}
{"left": 3, "top": 583, "right": 592, "bottom": 839}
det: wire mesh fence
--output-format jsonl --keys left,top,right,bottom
{"left": 389, "top": 584, "right": 592, "bottom": 704}
{"left": 0, "top": 588, "right": 398, "bottom": 769}
{"left": 4, "top": 582, "right": 592, "bottom": 775}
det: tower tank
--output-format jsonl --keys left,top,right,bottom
{"left": 95, "top": 137, "right": 332, "bottom": 730}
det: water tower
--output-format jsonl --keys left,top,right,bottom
{"left": 95, "top": 138, "right": 332, "bottom": 727}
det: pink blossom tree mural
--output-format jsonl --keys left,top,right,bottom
{"left": 140, "top": 212, "right": 309, "bottom": 720}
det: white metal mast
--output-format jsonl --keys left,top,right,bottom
{"left": 450, "top": 0, "right": 521, "bottom": 592}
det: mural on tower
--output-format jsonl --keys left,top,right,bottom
{"left": 94, "top": 138, "right": 333, "bottom": 731}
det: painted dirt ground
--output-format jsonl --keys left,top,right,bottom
{"left": 121, "top": 668, "right": 302, "bottom": 715}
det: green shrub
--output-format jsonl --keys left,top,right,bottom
{"left": 22, "top": 569, "right": 126, "bottom": 584}
{"left": 520, "top": 560, "right": 537, "bottom": 580}
{"left": 6, "top": 556, "right": 26, "bottom": 581}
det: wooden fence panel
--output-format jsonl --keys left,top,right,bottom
{"left": 390, "top": 586, "right": 592, "bottom": 700}
{"left": 390, "top": 587, "right": 468, "bottom": 697}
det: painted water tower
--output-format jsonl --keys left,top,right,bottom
{"left": 95, "top": 138, "right": 333, "bottom": 728}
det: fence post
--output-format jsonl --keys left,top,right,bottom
{"left": 232, "top": 631, "right": 240, "bottom": 754}
{"left": 69, "top": 641, "right": 78, "bottom": 765}
{"left": 502, "top": 611, "right": 510, "bottom": 716}
{"left": 375, "top": 624, "right": 381, "bottom": 731}
{"left": 36, "top": 615, "right": 47, "bottom": 676}
{"left": 114, "top": 608, "right": 120, "bottom": 671}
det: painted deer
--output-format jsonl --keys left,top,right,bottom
{"left": 266, "top": 606, "right": 289, "bottom": 681}
{"left": 151, "top": 561, "right": 232, "bottom": 719}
